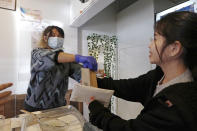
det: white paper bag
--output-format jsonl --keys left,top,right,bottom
{"left": 70, "top": 84, "right": 114, "bottom": 107}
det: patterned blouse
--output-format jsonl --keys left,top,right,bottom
{"left": 25, "top": 48, "right": 81, "bottom": 109}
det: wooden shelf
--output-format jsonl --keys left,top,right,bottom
{"left": 70, "top": 0, "right": 115, "bottom": 27}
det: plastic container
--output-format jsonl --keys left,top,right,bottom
{"left": 37, "top": 105, "right": 85, "bottom": 131}
{"left": 38, "top": 117, "right": 67, "bottom": 131}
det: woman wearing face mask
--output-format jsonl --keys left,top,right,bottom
{"left": 86, "top": 11, "right": 197, "bottom": 131}
{"left": 24, "top": 26, "right": 97, "bottom": 112}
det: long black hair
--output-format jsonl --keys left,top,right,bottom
{"left": 155, "top": 11, "right": 197, "bottom": 80}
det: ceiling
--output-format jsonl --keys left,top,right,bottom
{"left": 114, "top": 0, "right": 138, "bottom": 12}
{"left": 168, "top": 0, "right": 188, "bottom": 4}
{"left": 114, "top": 0, "right": 189, "bottom": 13}
{"left": 154, "top": 0, "right": 189, "bottom": 13}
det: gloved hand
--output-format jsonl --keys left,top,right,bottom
{"left": 75, "top": 55, "right": 98, "bottom": 71}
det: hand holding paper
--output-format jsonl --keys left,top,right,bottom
{"left": 70, "top": 84, "right": 114, "bottom": 107}
{"left": 85, "top": 96, "right": 95, "bottom": 105}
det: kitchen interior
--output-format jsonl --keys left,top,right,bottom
{"left": 0, "top": 0, "right": 196, "bottom": 130}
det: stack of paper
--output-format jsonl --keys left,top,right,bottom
{"left": 70, "top": 84, "right": 114, "bottom": 107}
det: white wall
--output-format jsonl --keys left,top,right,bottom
{"left": 191, "top": 0, "right": 197, "bottom": 12}
{"left": 0, "top": 9, "right": 17, "bottom": 92}
{"left": 0, "top": 0, "right": 79, "bottom": 94}
{"left": 78, "top": 0, "right": 155, "bottom": 121}
{"left": 116, "top": 0, "right": 154, "bottom": 120}
{"left": 79, "top": 3, "right": 117, "bottom": 55}
{"left": 18, "top": 0, "right": 78, "bottom": 54}
{"left": 70, "top": 0, "right": 93, "bottom": 24}
{"left": 78, "top": 3, "right": 117, "bottom": 120}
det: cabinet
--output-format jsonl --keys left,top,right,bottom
{"left": 70, "top": 0, "right": 115, "bottom": 27}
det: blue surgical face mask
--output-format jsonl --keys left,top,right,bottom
{"left": 48, "top": 37, "right": 64, "bottom": 49}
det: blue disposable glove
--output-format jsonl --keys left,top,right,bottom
{"left": 75, "top": 55, "right": 98, "bottom": 71}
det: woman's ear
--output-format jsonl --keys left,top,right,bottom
{"left": 43, "top": 36, "right": 48, "bottom": 43}
{"left": 170, "top": 41, "right": 183, "bottom": 58}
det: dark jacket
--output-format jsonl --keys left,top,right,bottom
{"left": 88, "top": 67, "right": 197, "bottom": 131}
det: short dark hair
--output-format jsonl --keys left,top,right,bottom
{"left": 155, "top": 11, "right": 197, "bottom": 80}
{"left": 43, "top": 25, "right": 64, "bottom": 38}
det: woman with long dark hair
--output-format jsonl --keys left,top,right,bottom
{"left": 88, "top": 11, "right": 197, "bottom": 131}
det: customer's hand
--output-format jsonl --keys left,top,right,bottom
{"left": 75, "top": 55, "right": 97, "bottom": 71}
{"left": 86, "top": 96, "right": 95, "bottom": 105}
{"left": 0, "top": 83, "right": 13, "bottom": 91}
{"left": 0, "top": 82, "right": 12, "bottom": 105}
{"left": 65, "top": 89, "right": 72, "bottom": 105}
{"left": 96, "top": 69, "right": 105, "bottom": 78}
